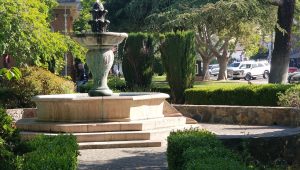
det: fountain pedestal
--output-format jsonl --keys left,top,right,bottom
{"left": 73, "top": 33, "right": 128, "bottom": 96}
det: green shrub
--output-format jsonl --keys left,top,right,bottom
{"left": 167, "top": 128, "right": 250, "bottom": 170}
{"left": 160, "top": 31, "right": 196, "bottom": 104}
{"left": 153, "top": 56, "right": 164, "bottom": 76}
{"left": 0, "top": 66, "right": 75, "bottom": 108}
{"left": 23, "top": 135, "right": 79, "bottom": 170}
{"left": 78, "top": 76, "right": 127, "bottom": 93}
{"left": 0, "top": 108, "right": 22, "bottom": 170}
{"left": 167, "top": 128, "right": 221, "bottom": 170}
{"left": 185, "top": 84, "right": 293, "bottom": 106}
{"left": 183, "top": 147, "right": 249, "bottom": 170}
{"left": 277, "top": 85, "right": 300, "bottom": 107}
{"left": 120, "top": 32, "right": 155, "bottom": 90}
{"left": 184, "top": 154, "right": 249, "bottom": 170}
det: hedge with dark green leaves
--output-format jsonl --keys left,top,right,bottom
{"left": 22, "top": 135, "right": 79, "bottom": 170}
{"left": 167, "top": 129, "right": 249, "bottom": 170}
{"left": 185, "top": 84, "right": 294, "bottom": 106}
{"left": 160, "top": 31, "right": 196, "bottom": 104}
{"left": 120, "top": 32, "right": 154, "bottom": 90}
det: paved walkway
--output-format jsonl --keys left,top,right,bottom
{"left": 78, "top": 146, "right": 168, "bottom": 170}
{"left": 78, "top": 124, "right": 300, "bottom": 170}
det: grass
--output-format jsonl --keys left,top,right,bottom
{"left": 151, "top": 75, "right": 246, "bottom": 88}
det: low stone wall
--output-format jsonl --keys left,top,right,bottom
{"left": 173, "top": 105, "right": 300, "bottom": 127}
{"left": 6, "top": 108, "right": 37, "bottom": 122}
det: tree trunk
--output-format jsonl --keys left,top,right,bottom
{"left": 202, "top": 58, "right": 212, "bottom": 81}
{"left": 269, "top": 0, "right": 295, "bottom": 84}
{"left": 217, "top": 56, "right": 228, "bottom": 80}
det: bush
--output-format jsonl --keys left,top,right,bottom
{"left": 167, "top": 128, "right": 249, "bottom": 170}
{"left": 78, "top": 76, "right": 126, "bottom": 93}
{"left": 120, "top": 32, "right": 155, "bottom": 90}
{"left": 0, "top": 67, "right": 75, "bottom": 108}
{"left": 185, "top": 84, "right": 293, "bottom": 106}
{"left": 167, "top": 128, "right": 221, "bottom": 170}
{"left": 22, "top": 135, "right": 79, "bottom": 170}
{"left": 277, "top": 85, "right": 300, "bottom": 107}
{"left": 160, "top": 31, "right": 196, "bottom": 104}
{"left": 0, "top": 108, "right": 22, "bottom": 170}
{"left": 183, "top": 147, "right": 249, "bottom": 170}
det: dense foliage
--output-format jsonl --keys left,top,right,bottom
{"left": 277, "top": 85, "right": 300, "bottom": 108}
{"left": 22, "top": 135, "right": 79, "bottom": 170}
{"left": 78, "top": 76, "right": 126, "bottom": 93}
{"left": 167, "top": 129, "right": 249, "bottom": 170}
{"left": 120, "top": 33, "right": 154, "bottom": 90}
{"left": 160, "top": 31, "right": 196, "bottom": 104}
{"left": 185, "top": 84, "right": 293, "bottom": 106}
{"left": 0, "top": 67, "right": 75, "bottom": 108}
{"left": 1, "top": 107, "right": 79, "bottom": 169}
{"left": 0, "top": 0, "right": 86, "bottom": 73}
{"left": 0, "top": 108, "right": 22, "bottom": 170}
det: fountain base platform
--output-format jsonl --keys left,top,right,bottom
{"left": 16, "top": 93, "right": 196, "bottom": 149}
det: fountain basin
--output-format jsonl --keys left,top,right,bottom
{"left": 72, "top": 32, "right": 128, "bottom": 49}
{"left": 32, "top": 93, "right": 169, "bottom": 122}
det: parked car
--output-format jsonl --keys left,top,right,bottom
{"left": 232, "top": 61, "right": 270, "bottom": 81}
{"left": 288, "top": 67, "right": 299, "bottom": 73}
{"left": 288, "top": 72, "right": 300, "bottom": 83}
{"left": 209, "top": 64, "right": 219, "bottom": 76}
{"left": 227, "top": 62, "right": 241, "bottom": 78}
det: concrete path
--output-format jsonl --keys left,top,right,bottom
{"left": 78, "top": 123, "right": 300, "bottom": 170}
{"left": 78, "top": 146, "right": 168, "bottom": 170}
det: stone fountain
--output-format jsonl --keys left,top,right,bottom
{"left": 15, "top": 1, "right": 193, "bottom": 149}
{"left": 73, "top": 0, "right": 127, "bottom": 96}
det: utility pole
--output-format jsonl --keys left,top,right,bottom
{"left": 64, "top": 5, "right": 68, "bottom": 76}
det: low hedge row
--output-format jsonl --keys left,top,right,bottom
{"left": 22, "top": 135, "right": 79, "bottom": 170}
{"left": 1, "top": 107, "right": 79, "bottom": 170}
{"left": 185, "top": 84, "right": 294, "bottom": 106}
{"left": 167, "top": 129, "right": 249, "bottom": 170}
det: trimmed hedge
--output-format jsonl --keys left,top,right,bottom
{"left": 167, "top": 129, "right": 249, "bottom": 170}
{"left": 1, "top": 107, "right": 79, "bottom": 169}
{"left": 23, "top": 135, "right": 79, "bottom": 170}
{"left": 185, "top": 84, "right": 294, "bottom": 106}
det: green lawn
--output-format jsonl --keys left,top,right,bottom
{"left": 151, "top": 75, "right": 246, "bottom": 88}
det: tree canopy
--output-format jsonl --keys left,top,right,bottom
{"left": 0, "top": 0, "right": 86, "bottom": 73}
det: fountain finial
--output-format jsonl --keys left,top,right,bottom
{"left": 88, "top": 0, "right": 110, "bottom": 33}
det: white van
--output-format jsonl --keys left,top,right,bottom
{"left": 232, "top": 61, "right": 270, "bottom": 80}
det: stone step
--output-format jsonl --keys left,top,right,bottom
{"left": 20, "top": 131, "right": 151, "bottom": 142}
{"left": 16, "top": 117, "right": 186, "bottom": 133}
{"left": 78, "top": 140, "right": 162, "bottom": 149}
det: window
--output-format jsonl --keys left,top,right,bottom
{"left": 258, "top": 63, "right": 264, "bottom": 67}
{"left": 240, "top": 64, "right": 251, "bottom": 69}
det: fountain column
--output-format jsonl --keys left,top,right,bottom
{"left": 73, "top": 0, "right": 127, "bottom": 96}
{"left": 86, "top": 48, "right": 114, "bottom": 96}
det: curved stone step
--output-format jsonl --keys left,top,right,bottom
{"left": 16, "top": 117, "right": 186, "bottom": 133}
{"left": 78, "top": 140, "right": 161, "bottom": 149}
{"left": 20, "top": 131, "right": 151, "bottom": 142}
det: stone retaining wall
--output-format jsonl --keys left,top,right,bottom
{"left": 173, "top": 105, "right": 300, "bottom": 127}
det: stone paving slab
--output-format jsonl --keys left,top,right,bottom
{"left": 78, "top": 123, "right": 300, "bottom": 170}
{"left": 78, "top": 147, "right": 168, "bottom": 170}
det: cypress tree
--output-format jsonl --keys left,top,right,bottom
{"left": 160, "top": 31, "right": 196, "bottom": 103}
